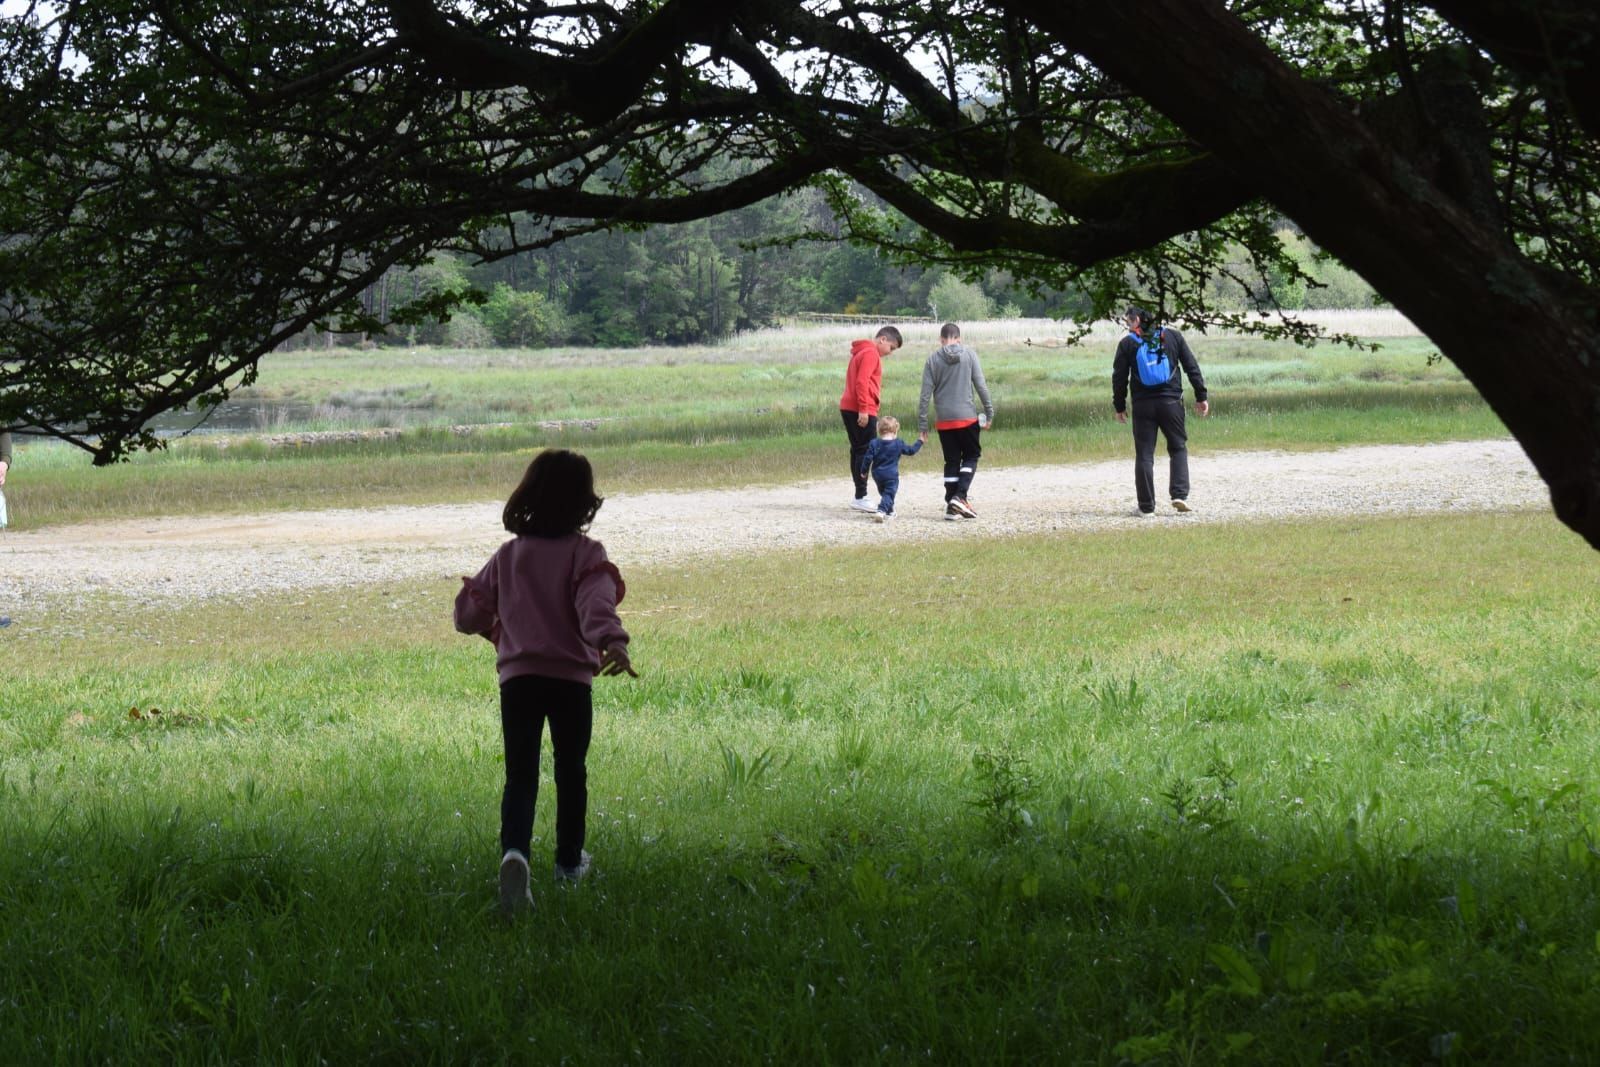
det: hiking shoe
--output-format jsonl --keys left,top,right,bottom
{"left": 555, "top": 850, "right": 592, "bottom": 884}
{"left": 873, "top": 511, "right": 888, "bottom": 523}
{"left": 849, "top": 498, "right": 876, "bottom": 513}
{"left": 1171, "top": 499, "right": 1192, "bottom": 513}
{"left": 949, "top": 497, "right": 978, "bottom": 519}
{"left": 499, "top": 850, "right": 533, "bottom": 917}
{"left": 944, "top": 503, "right": 961, "bottom": 521}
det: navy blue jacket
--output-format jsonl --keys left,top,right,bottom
{"left": 859, "top": 436, "right": 922, "bottom": 479}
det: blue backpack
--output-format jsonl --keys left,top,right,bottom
{"left": 1131, "top": 328, "right": 1174, "bottom": 387}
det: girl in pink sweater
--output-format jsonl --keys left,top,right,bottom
{"left": 454, "top": 449, "right": 636, "bottom": 918}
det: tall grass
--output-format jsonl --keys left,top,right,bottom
{"left": 743, "top": 309, "right": 1424, "bottom": 350}
{"left": 3, "top": 512, "right": 1597, "bottom": 1061}
{"left": 5, "top": 330, "right": 1495, "bottom": 529}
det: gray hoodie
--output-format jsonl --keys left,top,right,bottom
{"left": 917, "top": 343, "right": 994, "bottom": 434}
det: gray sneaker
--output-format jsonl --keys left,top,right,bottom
{"left": 499, "top": 850, "right": 533, "bottom": 917}
{"left": 949, "top": 497, "right": 978, "bottom": 519}
{"left": 555, "top": 850, "right": 593, "bottom": 884}
{"left": 1171, "top": 499, "right": 1192, "bottom": 513}
{"left": 944, "top": 503, "right": 960, "bottom": 521}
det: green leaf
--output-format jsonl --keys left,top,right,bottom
{"left": 1455, "top": 878, "right": 1479, "bottom": 928}
{"left": 1206, "top": 943, "right": 1263, "bottom": 997}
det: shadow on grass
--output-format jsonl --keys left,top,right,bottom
{"left": 4, "top": 766, "right": 1597, "bottom": 1064}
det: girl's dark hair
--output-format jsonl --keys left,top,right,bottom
{"left": 502, "top": 449, "right": 603, "bottom": 537}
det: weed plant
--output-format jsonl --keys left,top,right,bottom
{"left": 3, "top": 512, "right": 1598, "bottom": 1062}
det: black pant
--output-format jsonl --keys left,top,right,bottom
{"left": 500, "top": 674, "right": 592, "bottom": 870}
{"left": 1131, "top": 397, "right": 1189, "bottom": 511}
{"left": 841, "top": 409, "right": 878, "bottom": 499}
{"left": 937, "top": 423, "right": 983, "bottom": 501}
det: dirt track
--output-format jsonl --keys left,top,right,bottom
{"left": 0, "top": 439, "right": 1547, "bottom": 607}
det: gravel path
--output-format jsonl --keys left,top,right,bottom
{"left": 0, "top": 439, "right": 1546, "bottom": 607}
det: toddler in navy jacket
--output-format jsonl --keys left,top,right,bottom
{"left": 857, "top": 415, "right": 925, "bottom": 521}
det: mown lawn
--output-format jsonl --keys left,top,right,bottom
{"left": 4, "top": 511, "right": 1597, "bottom": 1062}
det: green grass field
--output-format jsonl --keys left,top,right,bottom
{"left": 4, "top": 511, "right": 1599, "bottom": 1062}
{"left": 6, "top": 331, "right": 1499, "bottom": 530}
{"left": 5, "top": 324, "right": 1596, "bottom": 1062}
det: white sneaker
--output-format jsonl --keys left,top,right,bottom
{"left": 849, "top": 498, "right": 876, "bottom": 513}
{"left": 1171, "top": 499, "right": 1192, "bottom": 513}
{"left": 873, "top": 511, "right": 888, "bottom": 523}
{"left": 499, "top": 850, "right": 533, "bottom": 916}
{"left": 944, "top": 503, "right": 960, "bottom": 521}
{"left": 555, "top": 850, "right": 593, "bottom": 884}
{"left": 1133, "top": 507, "right": 1155, "bottom": 517}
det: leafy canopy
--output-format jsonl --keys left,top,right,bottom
{"left": 1, "top": 1, "right": 1596, "bottom": 470}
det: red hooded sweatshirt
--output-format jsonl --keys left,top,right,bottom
{"left": 839, "top": 338, "right": 882, "bottom": 415}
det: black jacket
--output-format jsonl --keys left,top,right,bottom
{"left": 1112, "top": 327, "right": 1208, "bottom": 413}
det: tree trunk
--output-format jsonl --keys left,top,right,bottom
{"left": 1026, "top": 0, "right": 1600, "bottom": 549}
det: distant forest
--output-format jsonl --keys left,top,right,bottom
{"left": 312, "top": 186, "right": 1377, "bottom": 350}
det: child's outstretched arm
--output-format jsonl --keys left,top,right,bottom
{"left": 574, "top": 546, "right": 636, "bottom": 678}
{"left": 454, "top": 563, "right": 501, "bottom": 644}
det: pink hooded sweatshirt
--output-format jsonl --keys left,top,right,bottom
{"left": 454, "top": 533, "right": 629, "bottom": 686}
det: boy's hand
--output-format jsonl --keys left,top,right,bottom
{"left": 599, "top": 645, "right": 639, "bottom": 677}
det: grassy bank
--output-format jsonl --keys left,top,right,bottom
{"left": 209, "top": 333, "right": 1450, "bottom": 424}
{"left": 3, "top": 337, "right": 1497, "bottom": 531}
{"left": 3, "top": 512, "right": 1597, "bottom": 1062}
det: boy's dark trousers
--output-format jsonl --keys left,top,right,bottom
{"left": 872, "top": 472, "right": 900, "bottom": 514}
{"left": 841, "top": 410, "right": 878, "bottom": 499}
{"left": 1131, "top": 396, "right": 1189, "bottom": 512}
{"left": 937, "top": 423, "right": 983, "bottom": 501}
{"left": 500, "top": 674, "right": 592, "bottom": 870}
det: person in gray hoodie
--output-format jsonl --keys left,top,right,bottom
{"left": 917, "top": 323, "right": 994, "bottom": 520}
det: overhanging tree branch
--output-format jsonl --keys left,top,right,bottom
{"left": 4, "top": 0, "right": 1599, "bottom": 549}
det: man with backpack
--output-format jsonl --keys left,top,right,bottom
{"left": 1113, "top": 307, "right": 1210, "bottom": 515}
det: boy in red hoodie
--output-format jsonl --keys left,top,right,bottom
{"left": 838, "top": 325, "right": 903, "bottom": 510}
